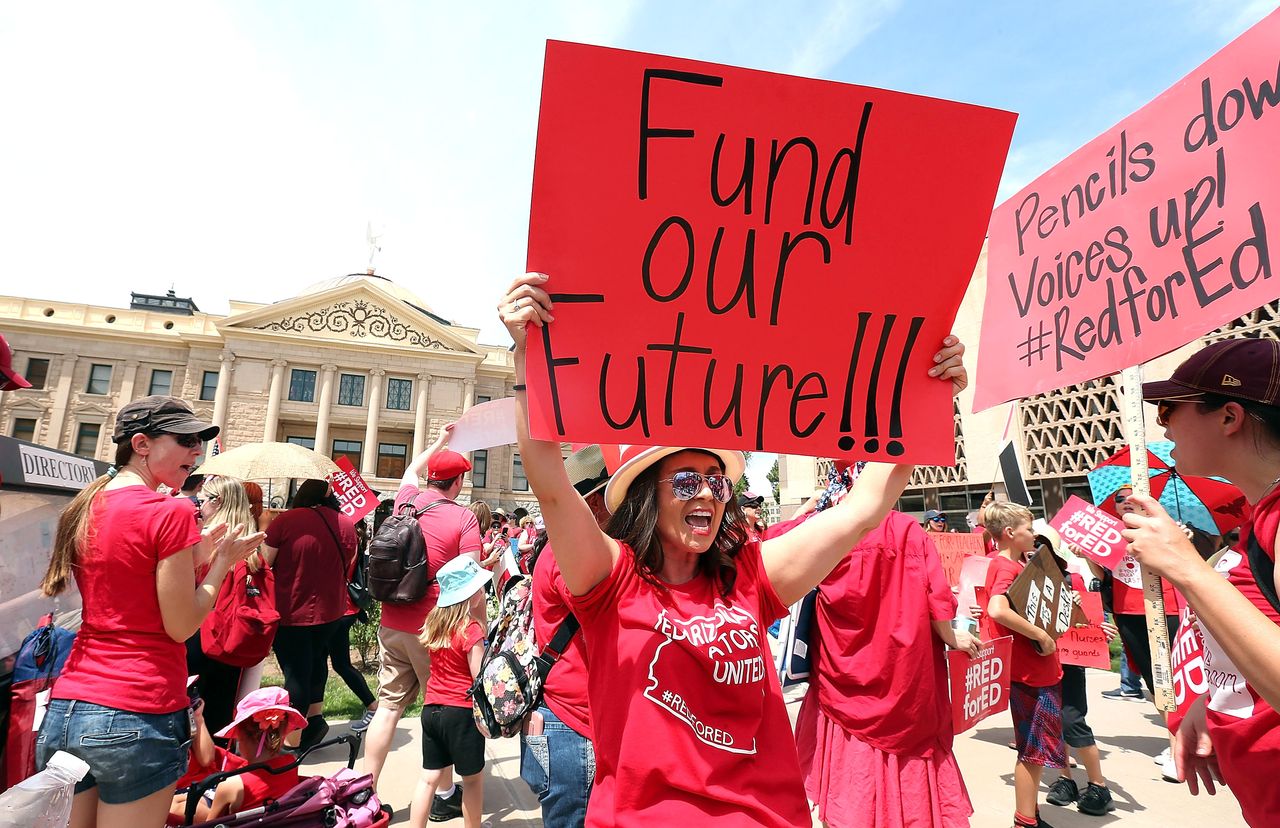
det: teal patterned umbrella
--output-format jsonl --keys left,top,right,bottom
{"left": 1087, "top": 441, "right": 1249, "bottom": 535}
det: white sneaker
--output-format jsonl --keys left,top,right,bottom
{"left": 1154, "top": 747, "right": 1171, "bottom": 765}
{"left": 1162, "top": 755, "right": 1181, "bottom": 782}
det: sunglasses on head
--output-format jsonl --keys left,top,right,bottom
{"left": 659, "top": 471, "right": 734, "bottom": 503}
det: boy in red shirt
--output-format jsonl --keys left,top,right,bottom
{"left": 982, "top": 502, "right": 1065, "bottom": 828}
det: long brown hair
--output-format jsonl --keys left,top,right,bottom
{"left": 42, "top": 441, "right": 133, "bottom": 596}
{"left": 606, "top": 451, "right": 747, "bottom": 596}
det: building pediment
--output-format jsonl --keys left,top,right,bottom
{"left": 220, "top": 281, "right": 479, "bottom": 355}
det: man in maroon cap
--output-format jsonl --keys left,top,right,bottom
{"left": 362, "top": 426, "right": 482, "bottom": 820}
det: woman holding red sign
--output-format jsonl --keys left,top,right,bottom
{"left": 1121, "top": 338, "right": 1280, "bottom": 827}
{"left": 498, "top": 272, "right": 968, "bottom": 826}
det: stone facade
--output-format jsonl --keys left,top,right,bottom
{"left": 0, "top": 274, "right": 541, "bottom": 511}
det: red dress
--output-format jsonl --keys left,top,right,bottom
{"left": 791, "top": 511, "right": 972, "bottom": 828}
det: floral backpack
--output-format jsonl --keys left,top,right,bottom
{"left": 469, "top": 574, "right": 578, "bottom": 738}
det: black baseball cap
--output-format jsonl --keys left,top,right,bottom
{"left": 113, "top": 395, "right": 219, "bottom": 443}
{"left": 1143, "top": 338, "right": 1280, "bottom": 407}
{"left": 738, "top": 492, "right": 764, "bottom": 508}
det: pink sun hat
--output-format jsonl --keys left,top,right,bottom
{"left": 214, "top": 686, "right": 307, "bottom": 740}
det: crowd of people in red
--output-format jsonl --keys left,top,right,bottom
{"left": 8, "top": 297, "right": 1280, "bottom": 828}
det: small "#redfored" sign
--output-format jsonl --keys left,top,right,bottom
{"left": 947, "top": 635, "right": 1013, "bottom": 733}
{"left": 329, "top": 456, "right": 378, "bottom": 522}
{"left": 1049, "top": 495, "right": 1127, "bottom": 570}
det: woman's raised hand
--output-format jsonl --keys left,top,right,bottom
{"left": 1121, "top": 492, "right": 1204, "bottom": 585}
{"left": 928, "top": 335, "right": 967, "bottom": 397}
{"left": 497, "top": 273, "right": 556, "bottom": 349}
{"left": 215, "top": 525, "right": 268, "bottom": 567}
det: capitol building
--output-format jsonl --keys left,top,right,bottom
{"left": 2, "top": 256, "right": 1277, "bottom": 521}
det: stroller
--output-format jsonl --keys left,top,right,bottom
{"left": 178, "top": 733, "right": 391, "bottom": 827}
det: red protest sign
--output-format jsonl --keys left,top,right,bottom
{"left": 1058, "top": 574, "right": 1111, "bottom": 670}
{"left": 1168, "top": 594, "right": 1208, "bottom": 733}
{"left": 947, "top": 635, "right": 1013, "bottom": 733}
{"left": 329, "top": 456, "right": 378, "bottom": 522}
{"left": 974, "top": 9, "right": 1280, "bottom": 410}
{"left": 526, "top": 41, "right": 1016, "bottom": 463}
{"left": 932, "top": 533, "right": 986, "bottom": 588}
{"left": 1049, "top": 495, "right": 1127, "bottom": 570}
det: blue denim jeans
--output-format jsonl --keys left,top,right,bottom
{"left": 36, "top": 699, "right": 191, "bottom": 804}
{"left": 520, "top": 705, "right": 595, "bottom": 828}
{"left": 1119, "top": 650, "right": 1143, "bottom": 693}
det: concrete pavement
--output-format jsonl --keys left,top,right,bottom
{"left": 307, "top": 676, "right": 1248, "bottom": 827}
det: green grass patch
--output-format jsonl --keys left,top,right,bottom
{"left": 262, "top": 668, "right": 420, "bottom": 722}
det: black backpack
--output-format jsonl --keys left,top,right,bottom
{"left": 366, "top": 500, "right": 443, "bottom": 604}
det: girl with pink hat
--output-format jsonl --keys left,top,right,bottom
{"left": 498, "top": 273, "right": 969, "bottom": 826}
{"left": 176, "top": 687, "right": 307, "bottom": 823}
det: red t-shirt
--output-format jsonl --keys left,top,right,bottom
{"left": 423, "top": 621, "right": 485, "bottom": 708}
{"left": 264, "top": 507, "right": 356, "bottom": 626}
{"left": 54, "top": 485, "right": 201, "bottom": 713}
{"left": 380, "top": 486, "right": 483, "bottom": 634}
{"left": 982, "top": 554, "right": 1063, "bottom": 687}
{"left": 810, "top": 512, "right": 958, "bottom": 758}
{"left": 176, "top": 746, "right": 248, "bottom": 790}
{"left": 533, "top": 548, "right": 591, "bottom": 739}
{"left": 1202, "top": 487, "right": 1280, "bottom": 825}
{"left": 240, "top": 755, "right": 300, "bottom": 808}
{"left": 570, "top": 540, "right": 807, "bottom": 827}
{"left": 1111, "top": 555, "right": 1179, "bottom": 616}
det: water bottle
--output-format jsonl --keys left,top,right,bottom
{"left": 0, "top": 751, "right": 91, "bottom": 828}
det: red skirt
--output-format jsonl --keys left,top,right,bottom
{"left": 795, "top": 692, "right": 973, "bottom": 828}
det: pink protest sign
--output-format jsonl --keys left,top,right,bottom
{"left": 1049, "top": 495, "right": 1127, "bottom": 570}
{"left": 957, "top": 555, "right": 992, "bottom": 619}
{"left": 974, "top": 9, "right": 1280, "bottom": 410}
{"left": 526, "top": 41, "right": 1016, "bottom": 463}
{"left": 1058, "top": 574, "right": 1111, "bottom": 670}
{"left": 329, "top": 456, "right": 378, "bottom": 522}
{"left": 947, "top": 636, "right": 1013, "bottom": 733}
{"left": 932, "top": 533, "right": 986, "bottom": 588}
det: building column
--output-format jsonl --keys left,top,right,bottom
{"left": 362, "top": 368, "right": 385, "bottom": 477}
{"left": 412, "top": 372, "right": 432, "bottom": 456}
{"left": 262, "top": 359, "right": 288, "bottom": 442}
{"left": 117, "top": 360, "right": 140, "bottom": 405}
{"left": 314, "top": 364, "right": 337, "bottom": 457}
{"left": 47, "top": 355, "right": 79, "bottom": 452}
{"left": 462, "top": 378, "right": 476, "bottom": 412}
{"left": 211, "top": 350, "right": 235, "bottom": 434}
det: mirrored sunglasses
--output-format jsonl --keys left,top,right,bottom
{"left": 659, "top": 471, "right": 733, "bottom": 503}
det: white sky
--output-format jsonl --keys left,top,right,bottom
{"left": 2, "top": 0, "right": 1274, "bottom": 494}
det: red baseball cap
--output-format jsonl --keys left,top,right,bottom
{"left": 1143, "top": 338, "right": 1280, "bottom": 408}
{"left": 0, "top": 334, "right": 31, "bottom": 391}
{"left": 427, "top": 450, "right": 472, "bottom": 481}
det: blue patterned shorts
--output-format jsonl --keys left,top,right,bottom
{"left": 1010, "top": 681, "right": 1066, "bottom": 768}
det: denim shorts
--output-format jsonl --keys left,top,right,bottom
{"left": 36, "top": 698, "right": 191, "bottom": 804}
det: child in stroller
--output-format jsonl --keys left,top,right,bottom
{"left": 169, "top": 687, "right": 303, "bottom": 824}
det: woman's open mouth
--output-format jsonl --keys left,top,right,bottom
{"left": 685, "top": 510, "right": 713, "bottom": 535}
